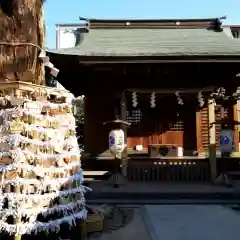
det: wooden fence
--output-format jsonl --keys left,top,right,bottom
{"left": 127, "top": 159, "right": 210, "bottom": 181}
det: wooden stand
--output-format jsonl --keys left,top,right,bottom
{"left": 214, "top": 152, "right": 232, "bottom": 187}
{"left": 112, "top": 155, "right": 126, "bottom": 188}
{"left": 103, "top": 119, "right": 130, "bottom": 188}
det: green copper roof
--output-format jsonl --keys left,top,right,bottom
{"left": 48, "top": 27, "right": 240, "bottom": 56}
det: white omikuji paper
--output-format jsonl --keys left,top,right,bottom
{"left": 0, "top": 99, "right": 89, "bottom": 235}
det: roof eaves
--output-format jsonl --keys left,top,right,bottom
{"left": 47, "top": 50, "right": 240, "bottom": 57}
{"left": 56, "top": 23, "right": 88, "bottom": 28}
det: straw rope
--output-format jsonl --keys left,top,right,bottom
{"left": 0, "top": 0, "right": 45, "bottom": 85}
{"left": 0, "top": 42, "right": 42, "bottom": 50}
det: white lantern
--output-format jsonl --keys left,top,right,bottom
{"left": 109, "top": 129, "right": 125, "bottom": 156}
{"left": 220, "top": 129, "right": 234, "bottom": 154}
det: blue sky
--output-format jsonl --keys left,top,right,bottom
{"left": 45, "top": 0, "right": 240, "bottom": 48}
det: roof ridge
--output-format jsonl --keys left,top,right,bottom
{"left": 79, "top": 16, "right": 226, "bottom": 23}
{"left": 79, "top": 16, "right": 226, "bottom": 30}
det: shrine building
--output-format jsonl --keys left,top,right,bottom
{"left": 48, "top": 17, "right": 240, "bottom": 162}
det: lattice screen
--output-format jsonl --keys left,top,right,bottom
{"left": 168, "top": 121, "right": 184, "bottom": 131}
{"left": 126, "top": 109, "right": 142, "bottom": 124}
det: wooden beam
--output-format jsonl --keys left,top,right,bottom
{"left": 128, "top": 87, "right": 215, "bottom": 94}
{"left": 80, "top": 59, "right": 240, "bottom": 64}
{"left": 233, "top": 103, "right": 239, "bottom": 152}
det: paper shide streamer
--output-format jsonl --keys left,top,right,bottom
{"left": 0, "top": 98, "right": 90, "bottom": 235}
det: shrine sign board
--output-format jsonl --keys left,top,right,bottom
{"left": 220, "top": 129, "right": 234, "bottom": 154}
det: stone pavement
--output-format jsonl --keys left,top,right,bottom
{"left": 142, "top": 205, "right": 240, "bottom": 240}
{"left": 89, "top": 208, "right": 150, "bottom": 240}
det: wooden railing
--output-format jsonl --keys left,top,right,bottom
{"left": 127, "top": 159, "right": 210, "bottom": 181}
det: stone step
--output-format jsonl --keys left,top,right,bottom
{"left": 86, "top": 190, "right": 240, "bottom": 201}
{"left": 142, "top": 205, "right": 240, "bottom": 240}
{"left": 87, "top": 198, "right": 240, "bottom": 205}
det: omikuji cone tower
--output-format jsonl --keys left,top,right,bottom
{"left": 0, "top": 0, "right": 87, "bottom": 237}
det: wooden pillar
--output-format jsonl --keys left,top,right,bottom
{"left": 196, "top": 109, "right": 203, "bottom": 154}
{"left": 14, "top": 184, "right": 21, "bottom": 240}
{"left": 233, "top": 103, "right": 239, "bottom": 152}
{"left": 120, "top": 91, "right": 127, "bottom": 142}
{"left": 120, "top": 91, "right": 128, "bottom": 177}
{"left": 208, "top": 98, "right": 217, "bottom": 181}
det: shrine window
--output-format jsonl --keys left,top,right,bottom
{"left": 168, "top": 121, "right": 184, "bottom": 131}
{"left": 126, "top": 109, "right": 142, "bottom": 124}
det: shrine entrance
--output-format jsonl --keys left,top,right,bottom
{"left": 126, "top": 93, "right": 197, "bottom": 154}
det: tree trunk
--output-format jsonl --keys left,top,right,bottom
{"left": 0, "top": 0, "right": 45, "bottom": 85}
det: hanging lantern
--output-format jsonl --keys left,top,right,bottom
{"left": 175, "top": 92, "right": 184, "bottom": 105}
{"left": 197, "top": 92, "right": 204, "bottom": 107}
{"left": 150, "top": 92, "right": 156, "bottom": 108}
{"left": 132, "top": 92, "right": 138, "bottom": 107}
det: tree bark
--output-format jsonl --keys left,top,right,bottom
{"left": 0, "top": 0, "right": 45, "bottom": 85}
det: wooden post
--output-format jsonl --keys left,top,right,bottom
{"left": 80, "top": 220, "right": 87, "bottom": 240}
{"left": 120, "top": 90, "right": 128, "bottom": 177}
{"left": 233, "top": 103, "right": 239, "bottom": 152}
{"left": 120, "top": 91, "right": 127, "bottom": 141}
{"left": 208, "top": 98, "right": 217, "bottom": 181}
{"left": 196, "top": 109, "right": 203, "bottom": 154}
{"left": 14, "top": 184, "right": 21, "bottom": 240}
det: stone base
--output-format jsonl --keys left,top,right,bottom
{"left": 214, "top": 173, "right": 232, "bottom": 187}
{"left": 107, "top": 173, "right": 127, "bottom": 188}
